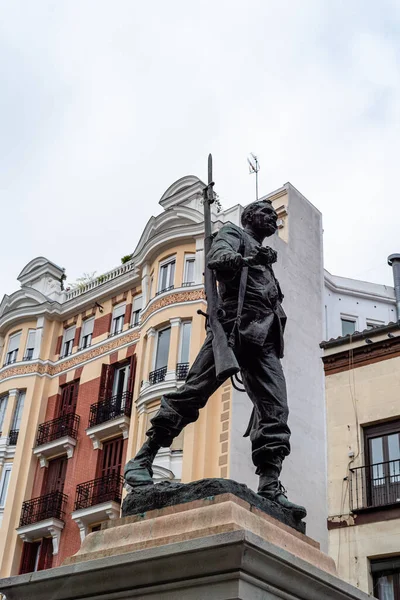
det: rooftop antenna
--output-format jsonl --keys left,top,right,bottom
{"left": 247, "top": 153, "right": 260, "bottom": 201}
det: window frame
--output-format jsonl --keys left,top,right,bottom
{"left": 0, "top": 394, "right": 8, "bottom": 433}
{"left": 158, "top": 257, "right": 176, "bottom": 293}
{"left": 0, "top": 462, "right": 12, "bottom": 509}
{"left": 11, "top": 390, "right": 26, "bottom": 433}
{"left": 371, "top": 556, "right": 400, "bottom": 599}
{"left": 79, "top": 317, "right": 94, "bottom": 350}
{"left": 24, "top": 329, "right": 36, "bottom": 361}
{"left": 183, "top": 254, "right": 195, "bottom": 286}
{"left": 340, "top": 315, "right": 357, "bottom": 337}
{"left": 178, "top": 321, "right": 192, "bottom": 364}
{"left": 131, "top": 295, "right": 143, "bottom": 327}
{"left": 111, "top": 303, "right": 126, "bottom": 336}
{"left": 5, "top": 331, "right": 21, "bottom": 365}
{"left": 153, "top": 326, "right": 171, "bottom": 371}
{"left": 61, "top": 325, "right": 76, "bottom": 358}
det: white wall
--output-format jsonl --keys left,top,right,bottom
{"left": 324, "top": 272, "right": 396, "bottom": 341}
{"left": 226, "top": 184, "right": 328, "bottom": 550}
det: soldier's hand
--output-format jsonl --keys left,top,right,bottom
{"left": 208, "top": 252, "right": 244, "bottom": 272}
{"left": 243, "top": 246, "right": 277, "bottom": 267}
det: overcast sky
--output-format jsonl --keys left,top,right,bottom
{"left": 1, "top": 1, "right": 399, "bottom": 299}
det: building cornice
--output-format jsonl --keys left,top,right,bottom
{"left": 0, "top": 330, "right": 140, "bottom": 384}
{"left": 322, "top": 332, "right": 400, "bottom": 375}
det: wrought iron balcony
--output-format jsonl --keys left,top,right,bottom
{"left": 176, "top": 362, "right": 189, "bottom": 380}
{"left": 74, "top": 472, "right": 124, "bottom": 511}
{"left": 36, "top": 413, "right": 80, "bottom": 447}
{"left": 88, "top": 391, "right": 133, "bottom": 428}
{"left": 149, "top": 366, "right": 167, "bottom": 385}
{"left": 19, "top": 491, "right": 67, "bottom": 527}
{"left": 8, "top": 429, "right": 19, "bottom": 446}
{"left": 349, "top": 459, "right": 400, "bottom": 512}
{"left": 155, "top": 285, "right": 174, "bottom": 296}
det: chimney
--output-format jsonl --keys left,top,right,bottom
{"left": 388, "top": 253, "right": 400, "bottom": 322}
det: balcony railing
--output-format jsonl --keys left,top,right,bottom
{"left": 8, "top": 429, "right": 19, "bottom": 446}
{"left": 88, "top": 391, "right": 133, "bottom": 428}
{"left": 65, "top": 261, "right": 135, "bottom": 300}
{"left": 176, "top": 362, "right": 189, "bottom": 380}
{"left": 36, "top": 413, "right": 80, "bottom": 447}
{"left": 182, "top": 281, "right": 195, "bottom": 287}
{"left": 74, "top": 472, "right": 124, "bottom": 511}
{"left": 155, "top": 285, "right": 174, "bottom": 296}
{"left": 349, "top": 459, "right": 400, "bottom": 512}
{"left": 149, "top": 366, "right": 167, "bottom": 385}
{"left": 19, "top": 491, "right": 67, "bottom": 527}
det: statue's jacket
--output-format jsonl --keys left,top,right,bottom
{"left": 207, "top": 223, "right": 287, "bottom": 358}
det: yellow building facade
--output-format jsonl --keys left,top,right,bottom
{"left": 0, "top": 174, "right": 324, "bottom": 577}
{"left": 323, "top": 324, "right": 400, "bottom": 597}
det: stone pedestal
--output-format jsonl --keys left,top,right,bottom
{"left": 0, "top": 493, "right": 372, "bottom": 600}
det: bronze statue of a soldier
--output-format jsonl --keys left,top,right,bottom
{"left": 125, "top": 159, "right": 306, "bottom": 519}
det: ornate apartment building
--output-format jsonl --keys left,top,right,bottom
{"left": 322, "top": 255, "right": 400, "bottom": 598}
{"left": 0, "top": 176, "right": 328, "bottom": 578}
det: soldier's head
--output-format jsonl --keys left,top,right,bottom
{"left": 241, "top": 200, "right": 278, "bottom": 238}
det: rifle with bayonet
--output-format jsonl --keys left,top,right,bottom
{"left": 201, "top": 154, "right": 240, "bottom": 382}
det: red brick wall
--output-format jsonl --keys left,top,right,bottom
{"left": 92, "top": 313, "right": 112, "bottom": 339}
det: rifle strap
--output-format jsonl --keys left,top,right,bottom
{"left": 228, "top": 234, "right": 250, "bottom": 347}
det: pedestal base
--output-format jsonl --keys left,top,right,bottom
{"left": 0, "top": 494, "right": 371, "bottom": 600}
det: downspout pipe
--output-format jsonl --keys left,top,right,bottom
{"left": 388, "top": 253, "right": 400, "bottom": 322}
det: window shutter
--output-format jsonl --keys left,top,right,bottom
{"left": 8, "top": 332, "right": 21, "bottom": 353}
{"left": 82, "top": 318, "right": 94, "bottom": 337}
{"left": 43, "top": 457, "right": 67, "bottom": 494}
{"left": 11, "top": 391, "right": 25, "bottom": 431}
{"left": 73, "top": 327, "right": 81, "bottom": 348}
{"left": 64, "top": 326, "right": 75, "bottom": 343}
{"left": 99, "top": 364, "right": 115, "bottom": 402}
{"left": 113, "top": 304, "right": 126, "bottom": 319}
{"left": 26, "top": 330, "right": 36, "bottom": 349}
{"left": 98, "top": 438, "right": 124, "bottom": 478}
{"left": 55, "top": 335, "right": 63, "bottom": 355}
{"left": 124, "top": 303, "right": 132, "bottom": 325}
{"left": 19, "top": 541, "right": 40, "bottom": 575}
{"left": 37, "top": 537, "right": 53, "bottom": 571}
{"left": 128, "top": 354, "right": 136, "bottom": 395}
{"left": 132, "top": 295, "right": 143, "bottom": 312}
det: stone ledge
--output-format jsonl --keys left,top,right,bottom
{"left": 122, "top": 477, "right": 306, "bottom": 533}
{"left": 64, "top": 493, "right": 334, "bottom": 576}
{"left": 0, "top": 530, "right": 370, "bottom": 600}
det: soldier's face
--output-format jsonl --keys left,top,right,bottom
{"left": 251, "top": 204, "right": 278, "bottom": 237}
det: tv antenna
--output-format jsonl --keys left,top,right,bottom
{"left": 247, "top": 153, "right": 260, "bottom": 200}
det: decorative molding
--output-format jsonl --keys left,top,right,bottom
{"left": 0, "top": 330, "right": 140, "bottom": 383}
{"left": 323, "top": 336, "right": 400, "bottom": 375}
{"left": 71, "top": 501, "right": 121, "bottom": 542}
{"left": 141, "top": 289, "right": 205, "bottom": 322}
{"left": 17, "top": 518, "right": 64, "bottom": 554}
{"left": 86, "top": 416, "right": 131, "bottom": 450}
{"left": 33, "top": 436, "right": 77, "bottom": 468}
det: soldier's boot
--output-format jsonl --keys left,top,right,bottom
{"left": 257, "top": 465, "right": 307, "bottom": 520}
{"left": 124, "top": 438, "right": 161, "bottom": 487}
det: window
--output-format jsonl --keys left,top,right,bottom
{"left": 131, "top": 295, "right": 142, "bottom": 327}
{"left": 0, "top": 463, "right": 12, "bottom": 508}
{"left": 9, "top": 391, "right": 25, "bottom": 444}
{"left": 4, "top": 332, "right": 21, "bottom": 365}
{"left": 367, "top": 320, "right": 385, "bottom": 331}
{"left": 24, "top": 329, "right": 36, "bottom": 360}
{"left": 59, "top": 381, "right": 79, "bottom": 416}
{"left": 183, "top": 255, "right": 195, "bottom": 286}
{"left": 19, "top": 538, "right": 53, "bottom": 574}
{"left": 111, "top": 304, "right": 125, "bottom": 336}
{"left": 364, "top": 420, "right": 400, "bottom": 508}
{"left": 0, "top": 395, "right": 8, "bottom": 433}
{"left": 112, "top": 364, "right": 130, "bottom": 399}
{"left": 80, "top": 317, "right": 94, "bottom": 349}
{"left": 98, "top": 437, "right": 124, "bottom": 478}
{"left": 61, "top": 326, "right": 75, "bottom": 358}
{"left": 155, "top": 327, "right": 171, "bottom": 370}
{"left": 341, "top": 318, "right": 356, "bottom": 336}
{"left": 179, "top": 322, "right": 191, "bottom": 363}
{"left": 371, "top": 556, "right": 400, "bottom": 599}
{"left": 158, "top": 259, "right": 175, "bottom": 293}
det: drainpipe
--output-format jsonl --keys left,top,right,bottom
{"left": 388, "top": 253, "right": 400, "bottom": 322}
